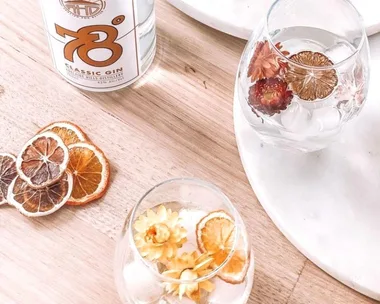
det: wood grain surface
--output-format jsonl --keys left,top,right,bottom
{"left": 0, "top": 0, "right": 378, "bottom": 303}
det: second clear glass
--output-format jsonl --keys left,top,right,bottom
{"left": 114, "top": 178, "right": 255, "bottom": 304}
{"left": 236, "top": 0, "right": 370, "bottom": 152}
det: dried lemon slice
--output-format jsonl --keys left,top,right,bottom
{"left": 38, "top": 121, "right": 88, "bottom": 146}
{"left": 67, "top": 142, "right": 110, "bottom": 205}
{"left": 0, "top": 153, "right": 17, "bottom": 205}
{"left": 285, "top": 51, "right": 338, "bottom": 101}
{"left": 7, "top": 171, "right": 73, "bottom": 217}
{"left": 16, "top": 132, "right": 69, "bottom": 189}
{"left": 196, "top": 210, "right": 250, "bottom": 284}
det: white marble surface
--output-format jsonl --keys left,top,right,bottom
{"left": 233, "top": 34, "right": 380, "bottom": 300}
{"left": 167, "top": 0, "right": 380, "bottom": 39}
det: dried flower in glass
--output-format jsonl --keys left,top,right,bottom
{"left": 247, "top": 40, "right": 289, "bottom": 82}
{"left": 248, "top": 78, "right": 293, "bottom": 116}
{"left": 285, "top": 51, "right": 338, "bottom": 101}
{"left": 163, "top": 252, "right": 215, "bottom": 302}
{"left": 134, "top": 205, "right": 187, "bottom": 262}
{"left": 336, "top": 65, "right": 365, "bottom": 107}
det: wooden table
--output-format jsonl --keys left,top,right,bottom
{"left": 0, "top": 1, "right": 378, "bottom": 303}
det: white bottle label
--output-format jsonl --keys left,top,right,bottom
{"left": 40, "top": 0, "right": 140, "bottom": 91}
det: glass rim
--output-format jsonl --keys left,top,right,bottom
{"left": 265, "top": 0, "right": 367, "bottom": 70}
{"left": 126, "top": 177, "right": 242, "bottom": 284}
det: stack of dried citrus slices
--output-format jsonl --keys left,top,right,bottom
{"left": 0, "top": 121, "right": 110, "bottom": 217}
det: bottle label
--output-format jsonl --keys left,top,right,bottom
{"left": 40, "top": 0, "right": 140, "bottom": 91}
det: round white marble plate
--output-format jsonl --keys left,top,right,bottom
{"left": 167, "top": 0, "right": 380, "bottom": 39}
{"left": 234, "top": 60, "right": 380, "bottom": 300}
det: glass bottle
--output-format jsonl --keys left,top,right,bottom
{"left": 39, "top": 0, "right": 156, "bottom": 92}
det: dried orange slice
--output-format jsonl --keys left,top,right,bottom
{"left": 38, "top": 121, "right": 88, "bottom": 146}
{"left": 0, "top": 153, "right": 17, "bottom": 206}
{"left": 67, "top": 142, "right": 110, "bottom": 206}
{"left": 7, "top": 171, "right": 73, "bottom": 217}
{"left": 16, "top": 132, "right": 69, "bottom": 189}
{"left": 196, "top": 211, "right": 250, "bottom": 284}
{"left": 285, "top": 51, "right": 338, "bottom": 101}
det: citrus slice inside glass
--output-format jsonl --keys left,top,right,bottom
{"left": 0, "top": 153, "right": 17, "bottom": 205}
{"left": 38, "top": 121, "right": 88, "bottom": 146}
{"left": 7, "top": 171, "right": 73, "bottom": 217}
{"left": 67, "top": 142, "right": 110, "bottom": 206}
{"left": 285, "top": 51, "right": 338, "bottom": 101}
{"left": 16, "top": 132, "right": 69, "bottom": 189}
{"left": 196, "top": 210, "right": 250, "bottom": 284}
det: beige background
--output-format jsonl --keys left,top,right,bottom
{"left": 0, "top": 0, "right": 378, "bottom": 303}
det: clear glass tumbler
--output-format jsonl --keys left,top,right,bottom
{"left": 114, "top": 178, "right": 254, "bottom": 304}
{"left": 236, "top": 0, "right": 370, "bottom": 152}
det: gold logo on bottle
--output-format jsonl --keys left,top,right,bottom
{"left": 55, "top": 15, "right": 125, "bottom": 67}
{"left": 60, "top": 0, "right": 106, "bottom": 18}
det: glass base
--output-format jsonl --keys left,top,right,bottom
{"left": 120, "top": 250, "right": 255, "bottom": 304}
{"left": 255, "top": 131, "right": 340, "bottom": 152}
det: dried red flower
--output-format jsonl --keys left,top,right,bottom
{"left": 247, "top": 41, "right": 289, "bottom": 82}
{"left": 248, "top": 78, "right": 293, "bottom": 116}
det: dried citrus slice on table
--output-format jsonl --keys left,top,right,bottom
{"left": 67, "top": 142, "right": 110, "bottom": 206}
{"left": 196, "top": 210, "right": 250, "bottom": 284}
{"left": 7, "top": 172, "right": 73, "bottom": 217}
{"left": 16, "top": 132, "right": 69, "bottom": 189}
{"left": 0, "top": 153, "right": 17, "bottom": 205}
{"left": 38, "top": 121, "right": 88, "bottom": 146}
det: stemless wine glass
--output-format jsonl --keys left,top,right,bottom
{"left": 236, "top": 0, "right": 370, "bottom": 152}
{"left": 115, "top": 178, "right": 254, "bottom": 304}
